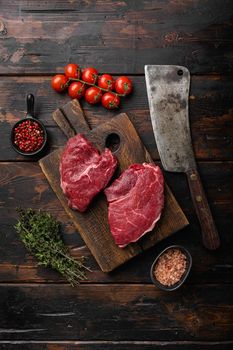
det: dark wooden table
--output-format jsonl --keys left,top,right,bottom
{"left": 0, "top": 1, "right": 233, "bottom": 349}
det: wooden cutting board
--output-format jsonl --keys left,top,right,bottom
{"left": 39, "top": 100, "right": 188, "bottom": 272}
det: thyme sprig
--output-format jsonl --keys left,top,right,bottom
{"left": 15, "top": 208, "right": 90, "bottom": 286}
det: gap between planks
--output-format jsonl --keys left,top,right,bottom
{"left": 0, "top": 73, "right": 232, "bottom": 77}
{"left": 0, "top": 283, "right": 232, "bottom": 287}
{"left": 0, "top": 282, "right": 233, "bottom": 286}
{"left": 0, "top": 341, "right": 232, "bottom": 345}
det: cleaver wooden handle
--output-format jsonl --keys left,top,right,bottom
{"left": 186, "top": 169, "right": 220, "bottom": 250}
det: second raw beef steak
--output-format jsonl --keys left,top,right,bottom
{"left": 104, "top": 163, "right": 164, "bottom": 247}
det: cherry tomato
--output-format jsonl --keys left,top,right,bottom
{"left": 64, "top": 63, "right": 81, "bottom": 79}
{"left": 68, "top": 82, "right": 86, "bottom": 99}
{"left": 51, "top": 74, "right": 68, "bottom": 92}
{"left": 82, "top": 67, "right": 98, "bottom": 84}
{"left": 101, "top": 92, "right": 120, "bottom": 109}
{"left": 98, "top": 74, "right": 115, "bottom": 91}
{"left": 115, "top": 76, "right": 133, "bottom": 95}
{"left": 85, "top": 87, "right": 102, "bottom": 104}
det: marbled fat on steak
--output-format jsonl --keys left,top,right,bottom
{"left": 104, "top": 163, "right": 164, "bottom": 247}
{"left": 60, "top": 134, "right": 117, "bottom": 212}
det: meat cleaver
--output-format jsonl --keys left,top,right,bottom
{"left": 145, "top": 65, "right": 220, "bottom": 250}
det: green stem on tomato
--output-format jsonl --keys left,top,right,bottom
{"left": 67, "top": 78, "right": 126, "bottom": 97}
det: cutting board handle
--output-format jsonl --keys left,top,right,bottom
{"left": 53, "top": 100, "right": 90, "bottom": 139}
{"left": 186, "top": 169, "right": 220, "bottom": 250}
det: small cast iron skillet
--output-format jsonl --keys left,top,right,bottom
{"left": 150, "top": 245, "right": 192, "bottom": 291}
{"left": 11, "top": 94, "right": 47, "bottom": 156}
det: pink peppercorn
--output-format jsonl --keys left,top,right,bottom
{"left": 14, "top": 120, "right": 44, "bottom": 153}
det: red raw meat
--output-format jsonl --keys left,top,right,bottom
{"left": 104, "top": 163, "right": 164, "bottom": 247}
{"left": 60, "top": 134, "right": 117, "bottom": 212}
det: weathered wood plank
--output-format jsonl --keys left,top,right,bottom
{"left": 0, "top": 75, "right": 232, "bottom": 161}
{"left": 0, "top": 341, "right": 233, "bottom": 350}
{"left": 0, "top": 284, "right": 233, "bottom": 341}
{"left": 0, "top": 0, "right": 232, "bottom": 74}
{"left": 0, "top": 161, "right": 232, "bottom": 283}
{"left": 0, "top": 0, "right": 231, "bottom": 345}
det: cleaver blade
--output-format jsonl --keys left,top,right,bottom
{"left": 145, "top": 65, "right": 195, "bottom": 172}
{"left": 145, "top": 65, "right": 220, "bottom": 250}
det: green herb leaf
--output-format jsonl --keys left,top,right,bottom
{"left": 15, "top": 208, "right": 90, "bottom": 286}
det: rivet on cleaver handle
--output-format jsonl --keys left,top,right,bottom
{"left": 145, "top": 65, "right": 220, "bottom": 250}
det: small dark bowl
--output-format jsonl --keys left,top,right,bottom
{"left": 11, "top": 94, "right": 48, "bottom": 156}
{"left": 150, "top": 245, "right": 192, "bottom": 291}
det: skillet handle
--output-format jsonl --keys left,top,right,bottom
{"left": 26, "top": 93, "right": 35, "bottom": 118}
{"left": 186, "top": 168, "right": 220, "bottom": 250}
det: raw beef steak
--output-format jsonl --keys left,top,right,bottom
{"left": 104, "top": 163, "right": 164, "bottom": 247}
{"left": 60, "top": 134, "right": 117, "bottom": 212}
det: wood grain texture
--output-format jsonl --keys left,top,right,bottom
{"left": 0, "top": 0, "right": 232, "bottom": 347}
{"left": 0, "top": 160, "right": 232, "bottom": 284}
{"left": 0, "top": 1, "right": 232, "bottom": 74}
{"left": 0, "top": 284, "right": 233, "bottom": 341}
{"left": 1, "top": 342, "right": 233, "bottom": 350}
{"left": 0, "top": 75, "right": 232, "bottom": 161}
{"left": 39, "top": 100, "right": 188, "bottom": 272}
